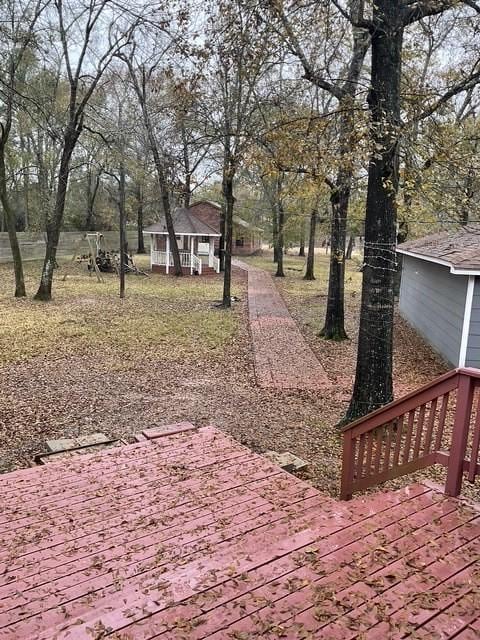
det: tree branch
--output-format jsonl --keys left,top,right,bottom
{"left": 462, "top": 0, "right": 480, "bottom": 13}
{"left": 331, "top": 0, "right": 374, "bottom": 30}
{"left": 418, "top": 67, "right": 480, "bottom": 119}
{"left": 402, "top": 0, "right": 476, "bottom": 26}
{"left": 266, "top": 1, "right": 346, "bottom": 100}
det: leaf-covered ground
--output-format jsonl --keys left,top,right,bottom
{"left": 243, "top": 251, "right": 480, "bottom": 502}
{"left": 2, "top": 251, "right": 475, "bottom": 501}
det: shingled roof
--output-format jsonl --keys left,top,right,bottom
{"left": 190, "top": 200, "right": 263, "bottom": 233}
{"left": 397, "top": 225, "right": 480, "bottom": 273}
{"left": 144, "top": 208, "right": 220, "bottom": 236}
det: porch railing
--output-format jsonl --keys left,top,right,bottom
{"left": 152, "top": 250, "right": 202, "bottom": 273}
{"left": 340, "top": 367, "right": 480, "bottom": 500}
{"left": 152, "top": 250, "right": 172, "bottom": 266}
{"left": 211, "top": 256, "right": 220, "bottom": 273}
{"left": 191, "top": 254, "right": 202, "bottom": 274}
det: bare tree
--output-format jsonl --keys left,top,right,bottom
{"left": 168, "top": 74, "right": 213, "bottom": 209}
{"left": 34, "top": 0, "right": 133, "bottom": 300}
{"left": 0, "top": 0, "right": 46, "bottom": 297}
{"left": 204, "top": 0, "right": 274, "bottom": 307}
{"left": 270, "top": 0, "right": 370, "bottom": 340}
{"left": 122, "top": 46, "right": 183, "bottom": 277}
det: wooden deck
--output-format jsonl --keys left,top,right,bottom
{"left": 0, "top": 424, "right": 479, "bottom": 639}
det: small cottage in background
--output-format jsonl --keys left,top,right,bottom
{"left": 397, "top": 226, "right": 480, "bottom": 368}
{"left": 144, "top": 209, "right": 221, "bottom": 275}
{"left": 144, "top": 201, "right": 262, "bottom": 275}
{"left": 189, "top": 200, "right": 262, "bottom": 256}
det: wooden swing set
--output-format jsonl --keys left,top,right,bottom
{"left": 63, "top": 233, "right": 148, "bottom": 282}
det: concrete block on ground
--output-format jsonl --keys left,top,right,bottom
{"left": 265, "top": 450, "right": 309, "bottom": 473}
{"left": 142, "top": 422, "right": 197, "bottom": 439}
{"left": 46, "top": 432, "right": 111, "bottom": 452}
{"left": 37, "top": 440, "right": 125, "bottom": 464}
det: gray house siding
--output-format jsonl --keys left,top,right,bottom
{"left": 466, "top": 277, "right": 480, "bottom": 368}
{"left": 399, "top": 255, "right": 468, "bottom": 366}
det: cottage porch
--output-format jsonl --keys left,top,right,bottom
{"left": 144, "top": 209, "right": 221, "bottom": 275}
{"left": 149, "top": 233, "right": 220, "bottom": 275}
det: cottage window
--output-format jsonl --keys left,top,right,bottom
{"left": 236, "top": 237, "right": 245, "bottom": 247}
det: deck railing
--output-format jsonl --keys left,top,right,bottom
{"left": 340, "top": 367, "right": 480, "bottom": 500}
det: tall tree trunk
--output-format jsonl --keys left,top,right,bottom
{"left": 183, "top": 174, "right": 191, "bottom": 208}
{"left": 304, "top": 208, "right": 317, "bottom": 281}
{"left": 345, "top": 0, "right": 403, "bottom": 422}
{"left": 394, "top": 220, "right": 408, "bottom": 296}
{"left": 222, "top": 170, "right": 234, "bottom": 307}
{"left": 135, "top": 182, "right": 146, "bottom": 253}
{"left": 119, "top": 163, "right": 127, "bottom": 299}
{"left": 20, "top": 134, "right": 30, "bottom": 231}
{"left": 320, "top": 166, "right": 351, "bottom": 340}
{"left": 272, "top": 209, "right": 279, "bottom": 263}
{"left": 346, "top": 234, "right": 354, "bottom": 259}
{"left": 23, "top": 170, "right": 30, "bottom": 232}
{"left": 275, "top": 199, "right": 285, "bottom": 277}
{"left": 85, "top": 170, "right": 100, "bottom": 231}
{"left": 35, "top": 130, "right": 78, "bottom": 301}
{"left": 219, "top": 151, "right": 230, "bottom": 273}
{"left": 275, "top": 174, "right": 285, "bottom": 277}
{"left": 298, "top": 218, "right": 305, "bottom": 256}
{"left": 149, "top": 143, "right": 182, "bottom": 276}
{"left": 219, "top": 201, "right": 226, "bottom": 272}
{"left": 460, "top": 168, "right": 474, "bottom": 225}
{"left": 128, "top": 64, "right": 182, "bottom": 277}
{"left": 181, "top": 123, "right": 192, "bottom": 208}
{"left": 0, "top": 144, "right": 26, "bottom": 297}
{"left": 320, "top": 104, "right": 355, "bottom": 340}
{"left": 319, "top": 0, "right": 370, "bottom": 340}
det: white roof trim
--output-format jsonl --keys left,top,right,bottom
{"left": 397, "top": 247, "right": 480, "bottom": 276}
{"left": 143, "top": 231, "right": 221, "bottom": 237}
{"left": 459, "top": 275, "right": 475, "bottom": 367}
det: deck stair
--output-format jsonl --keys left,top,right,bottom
{"left": 0, "top": 423, "right": 478, "bottom": 639}
{"left": 341, "top": 367, "right": 480, "bottom": 500}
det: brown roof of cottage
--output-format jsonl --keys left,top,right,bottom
{"left": 190, "top": 200, "right": 263, "bottom": 234}
{"left": 190, "top": 200, "right": 221, "bottom": 210}
{"left": 144, "top": 208, "right": 220, "bottom": 236}
{"left": 397, "top": 225, "right": 480, "bottom": 272}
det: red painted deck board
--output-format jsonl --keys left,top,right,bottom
{"left": 0, "top": 426, "right": 478, "bottom": 639}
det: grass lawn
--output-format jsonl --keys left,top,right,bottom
{"left": 0, "top": 249, "right": 461, "bottom": 500}
{"left": 0, "top": 255, "right": 239, "bottom": 366}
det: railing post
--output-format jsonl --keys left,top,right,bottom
{"left": 445, "top": 373, "right": 475, "bottom": 497}
{"left": 340, "top": 430, "right": 355, "bottom": 500}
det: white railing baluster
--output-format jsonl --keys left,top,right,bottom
{"left": 152, "top": 248, "right": 208, "bottom": 274}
